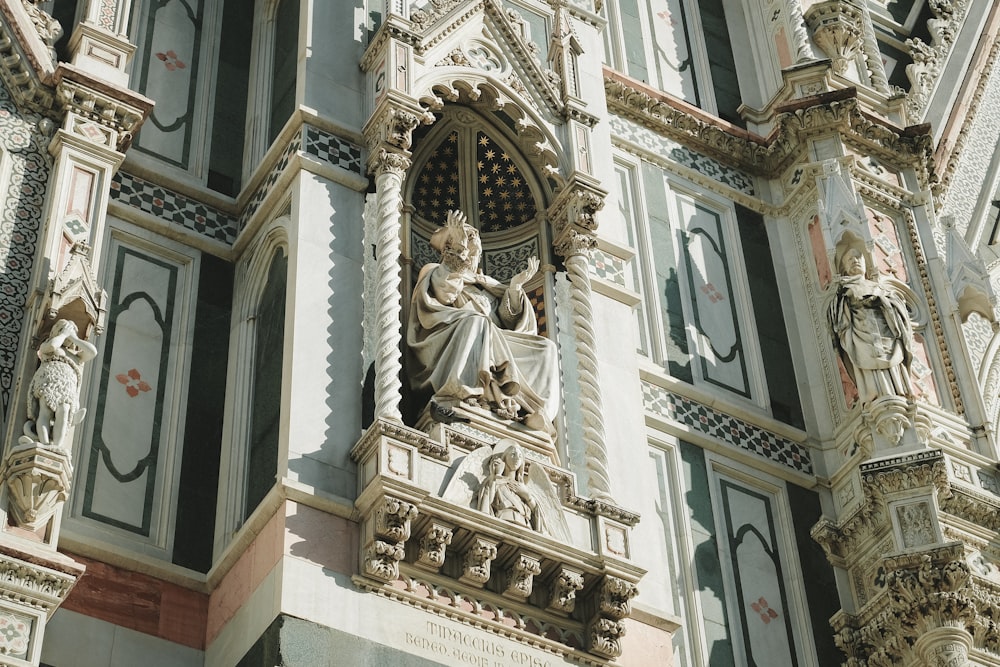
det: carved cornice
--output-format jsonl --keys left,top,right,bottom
{"left": 52, "top": 65, "right": 152, "bottom": 151}
{"left": 605, "top": 73, "right": 935, "bottom": 186}
{"left": 0, "top": 550, "right": 82, "bottom": 615}
{"left": 350, "top": 419, "right": 450, "bottom": 463}
{"left": 0, "top": 1, "right": 54, "bottom": 114}
{"left": 832, "top": 544, "right": 986, "bottom": 666}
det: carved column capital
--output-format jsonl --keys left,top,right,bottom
{"left": 586, "top": 575, "right": 638, "bottom": 659}
{"left": 554, "top": 228, "right": 596, "bottom": 259}
{"left": 369, "top": 148, "right": 412, "bottom": 179}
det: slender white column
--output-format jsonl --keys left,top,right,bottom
{"left": 370, "top": 149, "right": 410, "bottom": 422}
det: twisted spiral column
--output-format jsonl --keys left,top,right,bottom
{"left": 559, "top": 232, "right": 613, "bottom": 501}
{"left": 859, "top": 1, "right": 890, "bottom": 92}
{"left": 787, "top": 0, "right": 815, "bottom": 63}
{"left": 370, "top": 149, "right": 410, "bottom": 422}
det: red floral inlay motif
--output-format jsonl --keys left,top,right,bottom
{"left": 700, "top": 282, "right": 726, "bottom": 303}
{"left": 155, "top": 50, "right": 187, "bottom": 71}
{"left": 750, "top": 597, "right": 779, "bottom": 624}
{"left": 115, "top": 368, "right": 152, "bottom": 398}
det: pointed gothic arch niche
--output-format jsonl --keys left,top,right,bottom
{"left": 401, "top": 102, "right": 560, "bottom": 422}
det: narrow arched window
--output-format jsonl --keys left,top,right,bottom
{"left": 268, "top": 0, "right": 299, "bottom": 144}
{"left": 244, "top": 248, "right": 286, "bottom": 519}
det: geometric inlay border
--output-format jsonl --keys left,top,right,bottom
{"left": 641, "top": 380, "right": 813, "bottom": 474}
{"left": 111, "top": 171, "right": 239, "bottom": 244}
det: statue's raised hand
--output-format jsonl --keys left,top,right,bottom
{"left": 445, "top": 210, "right": 467, "bottom": 229}
{"left": 510, "top": 256, "right": 539, "bottom": 292}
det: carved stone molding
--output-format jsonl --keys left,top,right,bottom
{"left": 351, "top": 418, "right": 645, "bottom": 663}
{"left": 605, "top": 76, "right": 935, "bottom": 187}
{"left": 804, "top": 1, "right": 863, "bottom": 76}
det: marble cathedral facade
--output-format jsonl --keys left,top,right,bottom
{"left": 0, "top": 0, "right": 997, "bottom": 665}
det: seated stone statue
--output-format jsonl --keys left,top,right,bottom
{"left": 406, "top": 210, "right": 558, "bottom": 433}
{"left": 21, "top": 319, "right": 97, "bottom": 450}
{"left": 828, "top": 246, "right": 914, "bottom": 405}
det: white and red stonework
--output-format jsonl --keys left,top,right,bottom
{"left": 0, "top": 1, "right": 998, "bottom": 666}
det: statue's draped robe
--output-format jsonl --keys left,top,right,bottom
{"left": 407, "top": 263, "right": 558, "bottom": 421}
{"left": 829, "top": 276, "right": 913, "bottom": 403}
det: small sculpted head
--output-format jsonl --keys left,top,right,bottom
{"left": 839, "top": 247, "right": 867, "bottom": 278}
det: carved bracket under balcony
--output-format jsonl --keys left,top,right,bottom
{"left": 350, "top": 418, "right": 644, "bottom": 664}
{"left": 804, "top": 1, "right": 864, "bottom": 76}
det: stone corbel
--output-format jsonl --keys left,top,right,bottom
{"left": 546, "top": 566, "right": 584, "bottom": 615}
{"left": 3, "top": 445, "right": 71, "bottom": 532}
{"left": 503, "top": 551, "right": 541, "bottom": 601}
{"left": 586, "top": 576, "right": 638, "bottom": 659}
{"left": 459, "top": 535, "right": 498, "bottom": 587}
{"left": 362, "top": 496, "right": 418, "bottom": 583}
{"left": 804, "top": 1, "right": 864, "bottom": 76}
{"left": 415, "top": 520, "right": 453, "bottom": 571}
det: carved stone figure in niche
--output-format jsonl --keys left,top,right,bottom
{"left": 477, "top": 443, "right": 540, "bottom": 531}
{"left": 407, "top": 210, "right": 558, "bottom": 433}
{"left": 828, "top": 246, "right": 914, "bottom": 405}
{"left": 442, "top": 439, "right": 570, "bottom": 542}
{"left": 21, "top": 319, "right": 97, "bottom": 450}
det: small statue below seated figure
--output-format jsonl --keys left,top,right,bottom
{"left": 477, "top": 442, "right": 540, "bottom": 531}
{"left": 442, "top": 439, "right": 571, "bottom": 542}
{"left": 407, "top": 210, "right": 558, "bottom": 434}
{"left": 828, "top": 246, "right": 914, "bottom": 405}
{"left": 20, "top": 319, "right": 97, "bottom": 450}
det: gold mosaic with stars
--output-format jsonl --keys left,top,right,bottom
{"left": 412, "top": 130, "right": 537, "bottom": 232}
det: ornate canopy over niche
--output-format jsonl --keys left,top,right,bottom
{"left": 408, "top": 107, "right": 543, "bottom": 235}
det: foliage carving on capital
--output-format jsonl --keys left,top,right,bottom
{"left": 804, "top": 1, "right": 863, "bottom": 75}
{"left": 370, "top": 148, "right": 412, "bottom": 178}
{"left": 597, "top": 576, "right": 638, "bottom": 620}
{"left": 587, "top": 617, "right": 626, "bottom": 659}
{"left": 554, "top": 228, "right": 596, "bottom": 258}
{"left": 21, "top": 0, "right": 62, "bottom": 61}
